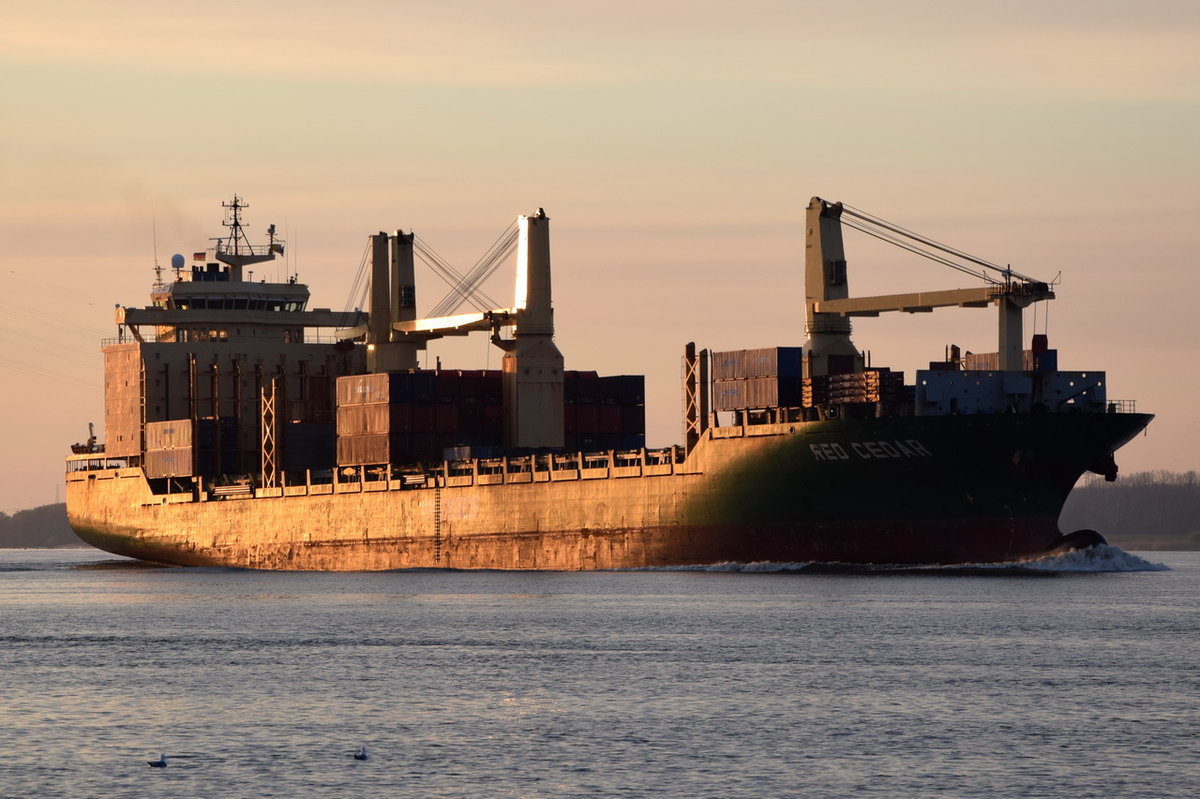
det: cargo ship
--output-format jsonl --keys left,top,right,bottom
{"left": 65, "top": 196, "right": 1152, "bottom": 569}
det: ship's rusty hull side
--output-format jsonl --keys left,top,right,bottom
{"left": 66, "top": 412, "right": 1153, "bottom": 570}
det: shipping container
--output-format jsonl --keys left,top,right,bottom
{"left": 435, "top": 403, "right": 459, "bottom": 432}
{"left": 434, "top": 370, "right": 461, "bottom": 401}
{"left": 481, "top": 370, "right": 503, "bottom": 401}
{"left": 336, "top": 371, "right": 436, "bottom": 406}
{"left": 711, "top": 380, "right": 745, "bottom": 411}
{"left": 564, "top": 371, "right": 600, "bottom": 402}
{"left": 145, "top": 447, "right": 193, "bottom": 479}
{"left": 282, "top": 422, "right": 336, "bottom": 471}
{"left": 194, "top": 447, "right": 239, "bottom": 477}
{"left": 336, "top": 433, "right": 404, "bottom": 466}
{"left": 145, "top": 419, "right": 193, "bottom": 450}
{"left": 620, "top": 404, "right": 646, "bottom": 433}
{"left": 619, "top": 433, "right": 646, "bottom": 450}
{"left": 564, "top": 433, "right": 601, "bottom": 452}
{"left": 710, "top": 347, "right": 802, "bottom": 381}
{"left": 595, "top": 374, "right": 646, "bottom": 404}
{"left": 458, "top": 369, "right": 484, "bottom": 399}
{"left": 574, "top": 402, "right": 599, "bottom": 433}
{"left": 598, "top": 404, "right": 621, "bottom": 434}
{"left": 711, "top": 376, "right": 803, "bottom": 411}
{"left": 336, "top": 404, "right": 414, "bottom": 436}
{"left": 410, "top": 403, "right": 436, "bottom": 431}
{"left": 615, "top": 375, "right": 645, "bottom": 404}
{"left": 410, "top": 432, "right": 437, "bottom": 461}
{"left": 193, "top": 418, "right": 238, "bottom": 449}
{"left": 458, "top": 402, "right": 484, "bottom": 433}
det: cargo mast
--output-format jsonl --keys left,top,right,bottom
{"left": 344, "top": 209, "right": 566, "bottom": 450}
{"left": 804, "top": 198, "right": 863, "bottom": 379}
{"left": 804, "top": 196, "right": 1055, "bottom": 376}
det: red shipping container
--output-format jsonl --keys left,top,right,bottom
{"left": 434, "top": 371, "right": 461, "bottom": 401}
{"left": 481, "top": 370, "right": 503, "bottom": 401}
{"left": 574, "top": 402, "right": 599, "bottom": 433}
{"left": 621, "top": 404, "right": 646, "bottom": 434}
{"left": 410, "top": 432, "right": 437, "bottom": 461}
{"left": 435, "top": 404, "right": 459, "bottom": 432}
{"left": 458, "top": 402, "right": 483, "bottom": 433}
{"left": 409, "top": 403, "right": 435, "bottom": 432}
{"left": 483, "top": 404, "right": 504, "bottom": 434}
{"left": 598, "top": 404, "right": 621, "bottom": 433}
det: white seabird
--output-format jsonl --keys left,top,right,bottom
{"left": 147, "top": 753, "right": 168, "bottom": 768}
{"left": 354, "top": 745, "right": 368, "bottom": 761}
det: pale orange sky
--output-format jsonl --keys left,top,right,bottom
{"left": 2, "top": 0, "right": 1198, "bottom": 512}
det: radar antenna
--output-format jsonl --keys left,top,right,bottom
{"left": 210, "top": 194, "right": 282, "bottom": 277}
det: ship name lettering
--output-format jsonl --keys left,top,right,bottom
{"left": 809, "top": 443, "right": 851, "bottom": 461}
{"left": 834, "top": 439, "right": 933, "bottom": 460}
{"left": 905, "top": 439, "right": 932, "bottom": 457}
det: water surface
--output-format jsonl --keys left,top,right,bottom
{"left": 2, "top": 548, "right": 1195, "bottom": 798}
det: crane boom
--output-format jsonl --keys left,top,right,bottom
{"left": 804, "top": 197, "right": 1055, "bottom": 375}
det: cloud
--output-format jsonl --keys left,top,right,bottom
{"left": 0, "top": 2, "right": 642, "bottom": 87}
{"left": 4, "top": 1, "right": 1197, "bottom": 100}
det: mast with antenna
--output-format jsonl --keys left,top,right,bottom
{"left": 212, "top": 194, "right": 281, "bottom": 281}
{"left": 152, "top": 216, "right": 165, "bottom": 290}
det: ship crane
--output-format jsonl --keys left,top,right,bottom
{"left": 336, "top": 209, "right": 564, "bottom": 449}
{"left": 804, "top": 197, "right": 1055, "bottom": 378}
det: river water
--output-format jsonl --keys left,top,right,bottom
{"left": 1, "top": 547, "right": 1196, "bottom": 799}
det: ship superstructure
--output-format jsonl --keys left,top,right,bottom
{"left": 101, "top": 196, "right": 367, "bottom": 481}
{"left": 65, "top": 196, "right": 1151, "bottom": 569}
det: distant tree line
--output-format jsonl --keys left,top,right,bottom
{"left": 1060, "top": 471, "right": 1200, "bottom": 550}
{"left": 0, "top": 504, "right": 84, "bottom": 548}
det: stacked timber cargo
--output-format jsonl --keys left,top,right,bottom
{"left": 710, "top": 347, "right": 803, "bottom": 411}
{"left": 144, "top": 418, "right": 238, "bottom": 478}
{"left": 564, "top": 372, "right": 645, "bottom": 452}
{"left": 802, "top": 368, "right": 910, "bottom": 412}
{"left": 828, "top": 368, "right": 906, "bottom": 404}
{"left": 801, "top": 377, "right": 830, "bottom": 408}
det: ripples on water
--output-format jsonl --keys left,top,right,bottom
{"left": 1, "top": 547, "right": 1196, "bottom": 799}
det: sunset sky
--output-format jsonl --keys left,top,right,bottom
{"left": 2, "top": 0, "right": 1197, "bottom": 512}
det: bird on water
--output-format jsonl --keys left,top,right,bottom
{"left": 354, "top": 745, "right": 368, "bottom": 761}
{"left": 147, "top": 754, "right": 168, "bottom": 768}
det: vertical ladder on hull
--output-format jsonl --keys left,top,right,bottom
{"left": 433, "top": 480, "right": 443, "bottom": 564}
